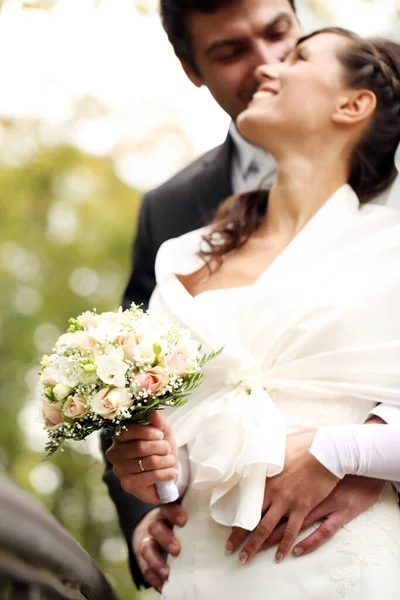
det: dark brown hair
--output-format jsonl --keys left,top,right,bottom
{"left": 199, "top": 27, "right": 400, "bottom": 269}
{"left": 160, "top": 0, "right": 297, "bottom": 74}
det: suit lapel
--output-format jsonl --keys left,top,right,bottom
{"left": 192, "top": 134, "right": 234, "bottom": 225}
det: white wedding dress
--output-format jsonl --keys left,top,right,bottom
{"left": 149, "top": 185, "right": 400, "bottom": 599}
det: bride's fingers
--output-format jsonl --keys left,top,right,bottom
{"left": 108, "top": 439, "right": 171, "bottom": 460}
{"left": 259, "top": 500, "right": 336, "bottom": 553}
{"left": 274, "top": 511, "right": 305, "bottom": 561}
{"left": 238, "top": 504, "right": 283, "bottom": 563}
{"left": 225, "top": 527, "right": 250, "bottom": 554}
{"left": 258, "top": 521, "right": 286, "bottom": 551}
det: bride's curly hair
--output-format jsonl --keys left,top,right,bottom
{"left": 199, "top": 28, "right": 400, "bottom": 270}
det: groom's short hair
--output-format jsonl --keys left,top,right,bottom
{"left": 160, "top": 0, "right": 297, "bottom": 74}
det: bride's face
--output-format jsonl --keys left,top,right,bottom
{"left": 237, "top": 32, "right": 350, "bottom": 150}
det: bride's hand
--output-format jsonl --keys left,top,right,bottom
{"left": 106, "top": 411, "right": 179, "bottom": 504}
{"left": 225, "top": 430, "right": 340, "bottom": 564}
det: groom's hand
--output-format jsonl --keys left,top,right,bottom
{"left": 259, "top": 474, "right": 385, "bottom": 556}
{"left": 133, "top": 503, "right": 187, "bottom": 593}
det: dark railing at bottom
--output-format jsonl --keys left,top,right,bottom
{"left": 0, "top": 473, "right": 118, "bottom": 600}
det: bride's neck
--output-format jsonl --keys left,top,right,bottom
{"left": 260, "top": 152, "right": 349, "bottom": 240}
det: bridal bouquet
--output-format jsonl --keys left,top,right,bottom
{"left": 39, "top": 303, "right": 220, "bottom": 500}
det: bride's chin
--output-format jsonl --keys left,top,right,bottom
{"left": 236, "top": 112, "right": 263, "bottom": 144}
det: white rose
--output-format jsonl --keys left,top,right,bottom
{"left": 134, "top": 317, "right": 168, "bottom": 342}
{"left": 132, "top": 341, "right": 157, "bottom": 365}
{"left": 57, "top": 332, "right": 76, "bottom": 348}
{"left": 95, "top": 351, "right": 128, "bottom": 388}
{"left": 53, "top": 383, "right": 73, "bottom": 402}
{"left": 91, "top": 387, "right": 133, "bottom": 420}
{"left": 179, "top": 338, "right": 200, "bottom": 360}
{"left": 88, "top": 319, "right": 122, "bottom": 344}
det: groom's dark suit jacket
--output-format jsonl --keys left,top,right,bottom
{"left": 101, "top": 134, "right": 234, "bottom": 589}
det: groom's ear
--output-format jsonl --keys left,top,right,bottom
{"left": 180, "top": 59, "right": 204, "bottom": 88}
{"left": 332, "top": 89, "right": 377, "bottom": 126}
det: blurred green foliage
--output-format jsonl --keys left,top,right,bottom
{"left": 0, "top": 144, "right": 143, "bottom": 599}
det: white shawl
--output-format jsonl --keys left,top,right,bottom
{"left": 150, "top": 184, "right": 400, "bottom": 530}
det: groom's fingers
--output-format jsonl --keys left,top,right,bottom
{"left": 137, "top": 553, "right": 164, "bottom": 593}
{"left": 148, "top": 519, "right": 182, "bottom": 556}
{"left": 143, "top": 567, "right": 165, "bottom": 594}
{"left": 292, "top": 511, "right": 344, "bottom": 557}
{"left": 142, "top": 538, "right": 170, "bottom": 582}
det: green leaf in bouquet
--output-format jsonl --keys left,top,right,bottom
{"left": 198, "top": 346, "right": 224, "bottom": 368}
{"left": 42, "top": 438, "right": 62, "bottom": 461}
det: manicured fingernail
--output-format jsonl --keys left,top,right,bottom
{"left": 238, "top": 552, "right": 248, "bottom": 563}
{"left": 168, "top": 543, "right": 179, "bottom": 555}
{"left": 225, "top": 541, "right": 233, "bottom": 554}
{"left": 293, "top": 547, "right": 304, "bottom": 557}
{"left": 275, "top": 553, "right": 283, "bottom": 563}
{"left": 155, "top": 430, "right": 164, "bottom": 440}
{"left": 176, "top": 516, "right": 186, "bottom": 527}
{"left": 160, "top": 568, "right": 169, "bottom": 581}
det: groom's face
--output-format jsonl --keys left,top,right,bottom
{"left": 181, "top": 0, "right": 301, "bottom": 120}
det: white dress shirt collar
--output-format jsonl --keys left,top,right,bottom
{"left": 229, "top": 122, "right": 276, "bottom": 193}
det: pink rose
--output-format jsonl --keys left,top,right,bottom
{"left": 63, "top": 396, "right": 87, "bottom": 419}
{"left": 40, "top": 367, "right": 58, "bottom": 389}
{"left": 91, "top": 387, "right": 133, "bottom": 420}
{"left": 42, "top": 404, "right": 63, "bottom": 430}
{"left": 132, "top": 366, "right": 169, "bottom": 395}
{"left": 165, "top": 347, "right": 194, "bottom": 375}
{"left": 57, "top": 330, "right": 95, "bottom": 350}
{"left": 120, "top": 333, "right": 138, "bottom": 363}
{"left": 72, "top": 330, "right": 96, "bottom": 351}
{"left": 77, "top": 311, "right": 99, "bottom": 330}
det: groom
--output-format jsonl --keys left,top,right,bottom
{"left": 102, "top": 0, "right": 398, "bottom": 592}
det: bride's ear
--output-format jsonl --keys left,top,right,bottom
{"left": 332, "top": 89, "right": 377, "bottom": 126}
{"left": 180, "top": 59, "right": 203, "bottom": 88}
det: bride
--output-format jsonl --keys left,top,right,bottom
{"left": 110, "top": 28, "right": 400, "bottom": 598}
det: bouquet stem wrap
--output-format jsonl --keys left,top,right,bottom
{"left": 155, "top": 480, "right": 180, "bottom": 504}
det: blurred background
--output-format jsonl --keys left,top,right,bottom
{"left": 0, "top": 0, "right": 399, "bottom": 598}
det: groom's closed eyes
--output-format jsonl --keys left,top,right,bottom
{"left": 205, "top": 13, "right": 296, "bottom": 64}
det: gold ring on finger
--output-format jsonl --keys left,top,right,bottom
{"left": 138, "top": 458, "right": 145, "bottom": 472}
